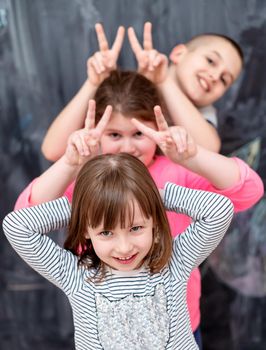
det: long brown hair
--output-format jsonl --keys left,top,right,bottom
{"left": 64, "top": 153, "right": 172, "bottom": 280}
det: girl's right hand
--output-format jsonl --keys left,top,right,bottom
{"left": 87, "top": 23, "right": 125, "bottom": 86}
{"left": 128, "top": 22, "right": 168, "bottom": 84}
{"left": 65, "top": 100, "right": 112, "bottom": 166}
{"left": 131, "top": 106, "right": 197, "bottom": 164}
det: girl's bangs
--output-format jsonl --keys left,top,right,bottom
{"left": 86, "top": 185, "right": 153, "bottom": 230}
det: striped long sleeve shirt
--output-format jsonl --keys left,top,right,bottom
{"left": 3, "top": 183, "right": 233, "bottom": 350}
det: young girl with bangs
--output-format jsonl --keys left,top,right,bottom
{"left": 4, "top": 152, "right": 234, "bottom": 350}
{"left": 14, "top": 70, "right": 263, "bottom": 349}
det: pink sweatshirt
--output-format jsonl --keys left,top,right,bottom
{"left": 14, "top": 155, "right": 264, "bottom": 331}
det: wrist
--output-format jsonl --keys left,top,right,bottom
{"left": 157, "top": 75, "right": 175, "bottom": 92}
{"left": 85, "top": 78, "right": 99, "bottom": 91}
{"left": 177, "top": 144, "right": 199, "bottom": 168}
{"left": 60, "top": 155, "right": 82, "bottom": 176}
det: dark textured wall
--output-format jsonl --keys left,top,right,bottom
{"left": 1, "top": 1, "right": 265, "bottom": 349}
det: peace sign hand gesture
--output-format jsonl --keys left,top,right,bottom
{"left": 128, "top": 22, "right": 168, "bottom": 84}
{"left": 87, "top": 23, "right": 125, "bottom": 86}
{"left": 65, "top": 100, "right": 112, "bottom": 166}
{"left": 131, "top": 106, "right": 197, "bottom": 163}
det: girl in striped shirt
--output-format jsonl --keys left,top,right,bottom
{"left": 4, "top": 147, "right": 234, "bottom": 349}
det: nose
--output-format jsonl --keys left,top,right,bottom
{"left": 116, "top": 235, "right": 133, "bottom": 256}
{"left": 120, "top": 138, "right": 136, "bottom": 154}
{"left": 208, "top": 70, "right": 219, "bottom": 82}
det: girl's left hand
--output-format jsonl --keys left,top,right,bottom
{"left": 131, "top": 106, "right": 197, "bottom": 163}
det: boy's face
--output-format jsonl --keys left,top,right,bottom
{"left": 169, "top": 37, "right": 242, "bottom": 107}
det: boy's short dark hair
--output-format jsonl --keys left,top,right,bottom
{"left": 187, "top": 33, "right": 244, "bottom": 63}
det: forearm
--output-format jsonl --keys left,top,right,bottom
{"left": 41, "top": 79, "right": 97, "bottom": 161}
{"left": 3, "top": 197, "right": 72, "bottom": 290}
{"left": 164, "top": 182, "right": 233, "bottom": 271}
{"left": 158, "top": 77, "right": 221, "bottom": 152}
{"left": 181, "top": 146, "right": 240, "bottom": 189}
{"left": 31, "top": 156, "right": 80, "bottom": 205}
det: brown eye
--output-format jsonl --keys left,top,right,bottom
{"left": 135, "top": 131, "right": 143, "bottom": 137}
{"left": 110, "top": 133, "right": 120, "bottom": 139}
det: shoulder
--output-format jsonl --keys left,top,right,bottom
{"left": 150, "top": 156, "right": 181, "bottom": 175}
{"left": 149, "top": 156, "right": 186, "bottom": 188}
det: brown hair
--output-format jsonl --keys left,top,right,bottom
{"left": 94, "top": 70, "right": 168, "bottom": 124}
{"left": 64, "top": 153, "right": 173, "bottom": 280}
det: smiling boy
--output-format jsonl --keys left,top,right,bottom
{"left": 128, "top": 24, "right": 243, "bottom": 152}
{"left": 168, "top": 34, "right": 242, "bottom": 107}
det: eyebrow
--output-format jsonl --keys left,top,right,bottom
{"left": 211, "top": 50, "right": 234, "bottom": 82}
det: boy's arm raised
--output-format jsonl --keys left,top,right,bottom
{"left": 42, "top": 24, "right": 125, "bottom": 162}
{"left": 128, "top": 22, "right": 221, "bottom": 153}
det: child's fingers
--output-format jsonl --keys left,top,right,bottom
{"left": 95, "top": 23, "right": 109, "bottom": 51}
{"left": 85, "top": 100, "right": 96, "bottom": 130}
{"left": 101, "top": 53, "right": 116, "bottom": 69}
{"left": 131, "top": 118, "right": 157, "bottom": 142}
{"left": 153, "top": 53, "right": 168, "bottom": 67}
{"left": 154, "top": 106, "right": 169, "bottom": 132}
{"left": 112, "top": 26, "right": 125, "bottom": 55}
{"left": 143, "top": 22, "right": 153, "bottom": 50}
{"left": 94, "top": 52, "right": 106, "bottom": 71}
{"left": 170, "top": 131, "right": 187, "bottom": 153}
{"left": 137, "top": 52, "right": 149, "bottom": 70}
{"left": 128, "top": 27, "right": 143, "bottom": 56}
{"left": 95, "top": 105, "right": 113, "bottom": 134}
{"left": 170, "top": 126, "right": 194, "bottom": 154}
{"left": 148, "top": 49, "right": 159, "bottom": 71}
{"left": 89, "top": 54, "right": 105, "bottom": 74}
{"left": 71, "top": 134, "right": 86, "bottom": 156}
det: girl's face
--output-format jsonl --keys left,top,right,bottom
{"left": 100, "top": 112, "right": 157, "bottom": 167}
{"left": 85, "top": 199, "right": 154, "bottom": 271}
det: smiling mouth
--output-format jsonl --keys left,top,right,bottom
{"left": 114, "top": 254, "right": 138, "bottom": 264}
{"left": 198, "top": 77, "right": 210, "bottom": 92}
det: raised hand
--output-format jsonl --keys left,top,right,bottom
{"left": 131, "top": 106, "right": 197, "bottom": 163}
{"left": 65, "top": 100, "right": 112, "bottom": 166}
{"left": 128, "top": 22, "right": 168, "bottom": 84}
{"left": 87, "top": 23, "right": 125, "bottom": 86}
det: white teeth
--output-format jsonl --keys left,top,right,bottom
{"left": 199, "top": 77, "right": 208, "bottom": 91}
{"left": 117, "top": 256, "right": 133, "bottom": 261}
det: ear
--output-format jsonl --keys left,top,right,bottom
{"left": 169, "top": 44, "right": 188, "bottom": 64}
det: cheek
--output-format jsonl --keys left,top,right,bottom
{"left": 143, "top": 140, "right": 157, "bottom": 156}
{"left": 143, "top": 233, "right": 154, "bottom": 253}
{"left": 138, "top": 229, "right": 153, "bottom": 248}
{"left": 213, "top": 85, "right": 226, "bottom": 98}
{"left": 91, "top": 239, "right": 110, "bottom": 258}
{"left": 100, "top": 137, "right": 119, "bottom": 154}
{"left": 138, "top": 136, "right": 156, "bottom": 150}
